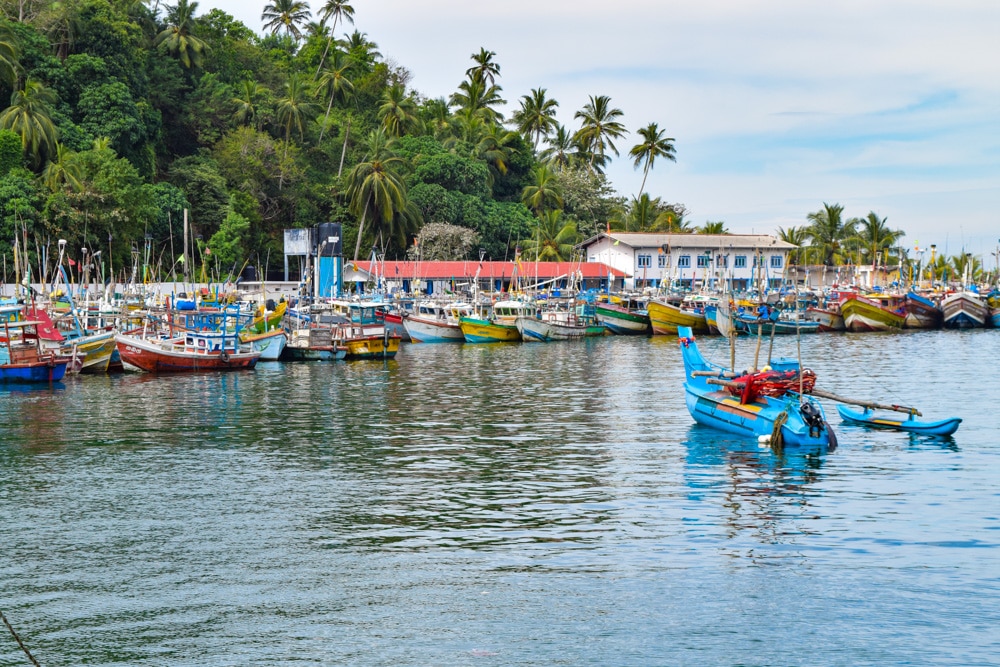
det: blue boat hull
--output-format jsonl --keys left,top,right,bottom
{"left": 837, "top": 405, "right": 961, "bottom": 436}
{"left": 678, "top": 326, "right": 835, "bottom": 449}
{"left": 0, "top": 362, "right": 69, "bottom": 383}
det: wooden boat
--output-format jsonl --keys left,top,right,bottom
{"left": 677, "top": 325, "right": 835, "bottom": 448}
{"left": 403, "top": 301, "right": 472, "bottom": 343}
{"left": 647, "top": 298, "right": 709, "bottom": 335}
{"left": 713, "top": 298, "right": 736, "bottom": 338}
{"left": 904, "top": 291, "right": 943, "bottom": 329}
{"left": 734, "top": 310, "right": 820, "bottom": 335}
{"left": 335, "top": 302, "right": 401, "bottom": 359}
{"left": 515, "top": 304, "right": 605, "bottom": 342}
{"left": 837, "top": 405, "right": 961, "bottom": 436}
{"left": 1, "top": 319, "right": 71, "bottom": 382}
{"left": 281, "top": 326, "right": 345, "bottom": 361}
{"left": 940, "top": 291, "right": 987, "bottom": 329}
{"left": 460, "top": 299, "right": 532, "bottom": 343}
{"left": 988, "top": 292, "right": 1000, "bottom": 328}
{"left": 116, "top": 330, "right": 260, "bottom": 372}
{"left": 239, "top": 328, "right": 287, "bottom": 361}
{"left": 594, "top": 297, "right": 651, "bottom": 335}
{"left": 840, "top": 293, "right": 906, "bottom": 332}
{"left": 805, "top": 305, "right": 845, "bottom": 332}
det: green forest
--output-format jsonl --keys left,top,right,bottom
{"left": 0, "top": 0, "right": 695, "bottom": 283}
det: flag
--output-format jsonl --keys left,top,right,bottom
{"left": 177, "top": 255, "right": 185, "bottom": 264}
{"left": 68, "top": 258, "right": 77, "bottom": 267}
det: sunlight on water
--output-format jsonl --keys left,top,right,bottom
{"left": 2, "top": 331, "right": 999, "bottom": 665}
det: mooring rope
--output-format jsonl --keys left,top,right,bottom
{"left": 0, "top": 609, "right": 42, "bottom": 667}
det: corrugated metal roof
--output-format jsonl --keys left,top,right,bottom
{"left": 579, "top": 232, "right": 797, "bottom": 250}
{"left": 352, "top": 260, "right": 630, "bottom": 279}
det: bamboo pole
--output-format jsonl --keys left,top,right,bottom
{"left": 808, "top": 388, "right": 922, "bottom": 416}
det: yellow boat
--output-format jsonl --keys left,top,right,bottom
{"left": 341, "top": 333, "right": 400, "bottom": 359}
{"left": 647, "top": 298, "right": 709, "bottom": 335}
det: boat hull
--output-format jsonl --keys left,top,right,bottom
{"left": 806, "top": 307, "right": 845, "bottom": 332}
{"left": 116, "top": 335, "right": 260, "bottom": 372}
{"left": 940, "top": 293, "right": 987, "bottom": 329}
{"left": 837, "top": 405, "right": 961, "bottom": 436}
{"left": 648, "top": 300, "right": 708, "bottom": 335}
{"left": 403, "top": 316, "right": 464, "bottom": 343}
{"left": 460, "top": 317, "right": 521, "bottom": 343}
{"left": 516, "top": 317, "right": 605, "bottom": 342}
{"left": 241, "top": 330, "right": 287, "bottom": 361}
{"left": 594, "top": 304, "right": 651, "bottom": 335}
{"left": 342, "top": 335, "right": 400, "bottom": 359}
{"left": 840, "top": 296, "right": 905, "bottom": 332}
{"left": 0, "top": 360, "right": 69, "bottom": 382}
{"left": 904, "top": 292, "right": 942, "bottom": 329}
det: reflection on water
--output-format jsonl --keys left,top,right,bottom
{"left": 2, "top": 332, "right": 1000, "bottom": 666}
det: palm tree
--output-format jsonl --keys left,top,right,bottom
{"left": 42, "top": 143, "right": 82, "bottom": 192}
{"left": 539, "top": 124, "right": 581, "bottom": 171}
{"left": 343, "top": 30, "right": 380, "bottom": 66}
{"left": 521, "top": 165, "right": 563, "bottom": 215}
{"left": 261, "top": 0, "right": 312, "bottom": 42}
{"left": 650, "top": 206, "right": 691, "bottom": 233}
{"left": 805, "top": 202, "right": 856, "bottom": 266}
{"left": 316, "top": 50, "right": 354, "bottom": 143}
{"left": 421, "top": 97, "right": 452, "bottom": 140}
{"left": 465, "top": 47, "right": 500, "bottom": 85}
{"left": 777, "top": 225, "right": 810, "bottom": 265}
{"left": 0, "top": 24, "right": 19, "bottom": 87}
{"left": 378, "top": 83, "right": 419, "bottom": 138}
{"left": 698, "top": 221, "right": 727, "bottom": 235}
{"left": 347, "top": 128, "right": 412, "bottom": 260}
{"left": 232, "top": 79, "right": 265, "bottom": 128}
{"left": 612, "top": 194, "right": 660, "bottom": 232}
{"left": 276, "top": 73, "right": 319, "bottom": 187}
{"left": 852, "top": 211, "right": 905, "bottom": 269}
{"left": 511, "top": 87, "right": 558, "bottom": 150}
{"left": 628, "top": 122, "right": 675, "bottom": 200}
{"left": 0, "top": 79, "right": 59, "bottom": 166}
{"left": 449, "top": 77, "right": 505, "bottom": 124}
{"left": 573, "top": 94, "right": 626, "bottom": 172}
{"left": 155, "top": 0, "right": 209, "bottom": 69}
{"left": 314, "top": 0, "right": 354, "bottom": 76}
{"left": 473, "top": 123, "right": 518, "bottom": 182}
{"left": 522, "top": 209, "right": 577, "bottom": 261}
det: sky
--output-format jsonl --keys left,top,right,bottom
{"left": 204, "top": 0, "right": 1000, "bottom": 263}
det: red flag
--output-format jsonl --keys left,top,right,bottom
{"left": 68, "top": 258, "right": 77, "bottom": 267}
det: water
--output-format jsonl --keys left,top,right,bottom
{"left": 2, "top": 331, "right": 999, "bottom": 666}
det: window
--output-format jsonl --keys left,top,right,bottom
{"left": 717, "top": 255, "right": 728, "bottom": 268}
{"left": 678, "top": 255, "right": 691, "bottom": 268}
{"left": 637, "top": 254, "right": 652, "bottom": 268}
{"left": 658, "top": 254, "right": 667, "bottom": 268}
{"left": 770, "top": 255, "right": 783, "bottom": 268}
{"left": 697, "top": 255, "right": 710, "bottom": 268}
{"left": 734, "top": 255, "right": 747, "bottom": 268}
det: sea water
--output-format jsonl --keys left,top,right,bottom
{"left": 1, "top": 331, "right": 998, "bottom": 666}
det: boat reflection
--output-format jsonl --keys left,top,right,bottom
{"left": 682, "top": 423, "right": 828, "bottom": 562}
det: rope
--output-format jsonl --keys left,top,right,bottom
{"left": 771, "top": 411, "right": 788, "bottom": 454}
{"left": 0, "top": 609, "right": 42, "bottom": 667}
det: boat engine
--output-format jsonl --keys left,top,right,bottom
{"left": 800, "top": 400, "right": 825, "bottom": 438}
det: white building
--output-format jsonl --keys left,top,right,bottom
{"left": 579, "top": 232, "right": 797, "bottom": 291}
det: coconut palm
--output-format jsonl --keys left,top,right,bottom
{"left": 510, "top": 87, "right": 558, "bottom": 150}
{"left": 42, "top": 143, "right": 82, "bottom": 192}
{"left": 0, "top": 23, "right": 19, "bottom": 86}
{"left": 649, "top": 206, "right": 691, "bottom": 233}
{"left": 777, "top": 225, "right": 810, "bottom": 265}
{"left": 573, "top": 94, "right": 626, "bottom": 172}
{"left": 343, "top": 30, "right": 380, "bottom": 66}
{"left": 421, "top": 97, "right": 452, "bottom": 140}
{"left": 316, "top": 50, "right": 354, "bottom": 143}
{"left": 231, "top": 79, "right": 266, "bottom": 128}
{"left": 261, "top": 0, "right": 312, "bottom": 42}
{"left": 449, "top": 76, "right": 505, "bottom": 124}
{"left": 521, "top": 165, "right": 563, "bottom": 215}
{"left": 628, "top": 122, "right": 675, "bottom": 200}
{"left": 852, "top": 211, "right": 905, "bottom": 269}
{"left": 465, "top": 47, "right": 500, "bottom": 86}
{"left": 522, "top": 209, "right": 577, "bottom": 261}
{"left": 378, "top": 83, "right": 419, "bottom": 138}
{"left": 698, "top": 221, "right": 727, "bottom": 235}
{"left": 539, "top": 124, "right": 581, "bottom": 171}
{"left": 314, "top": 0, "right": 354, "bottom": 76}
{"left": 805, "top": 202, "right": 856, "bottom": 266}
{"left": 611, "top": 194, "right": 660, "bottom": 232}
{"left": 154, "top": 0, "right": 209, "bottom": 69}
{"left": 0, "top": 79, "right": 59, "bottom": 165}
{"left": 347, "top": 128, "right": 413, "bottom": 260}
{"left": 276, "top": 74, "right": 319, "bottom": 188}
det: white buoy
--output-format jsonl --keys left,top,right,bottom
{"left": 758, "top": 434, "right": 771, "bottom": 445}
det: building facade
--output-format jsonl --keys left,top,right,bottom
{"left": 579, "top": 232, "right": 797, "bottom": 291}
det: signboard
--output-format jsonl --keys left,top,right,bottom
{"left": 283, "top": 228, "right": 313, "bottom": 255}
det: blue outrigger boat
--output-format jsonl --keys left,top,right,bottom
{"left": 678, "top": 326, "right": 836, "bottom": 449}
{"left": 836, "top": 405, "right": 961, "bottom": 436}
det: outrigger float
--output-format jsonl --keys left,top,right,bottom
{"left": 836, "top": 405, "right": 961, "bottom": 436}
